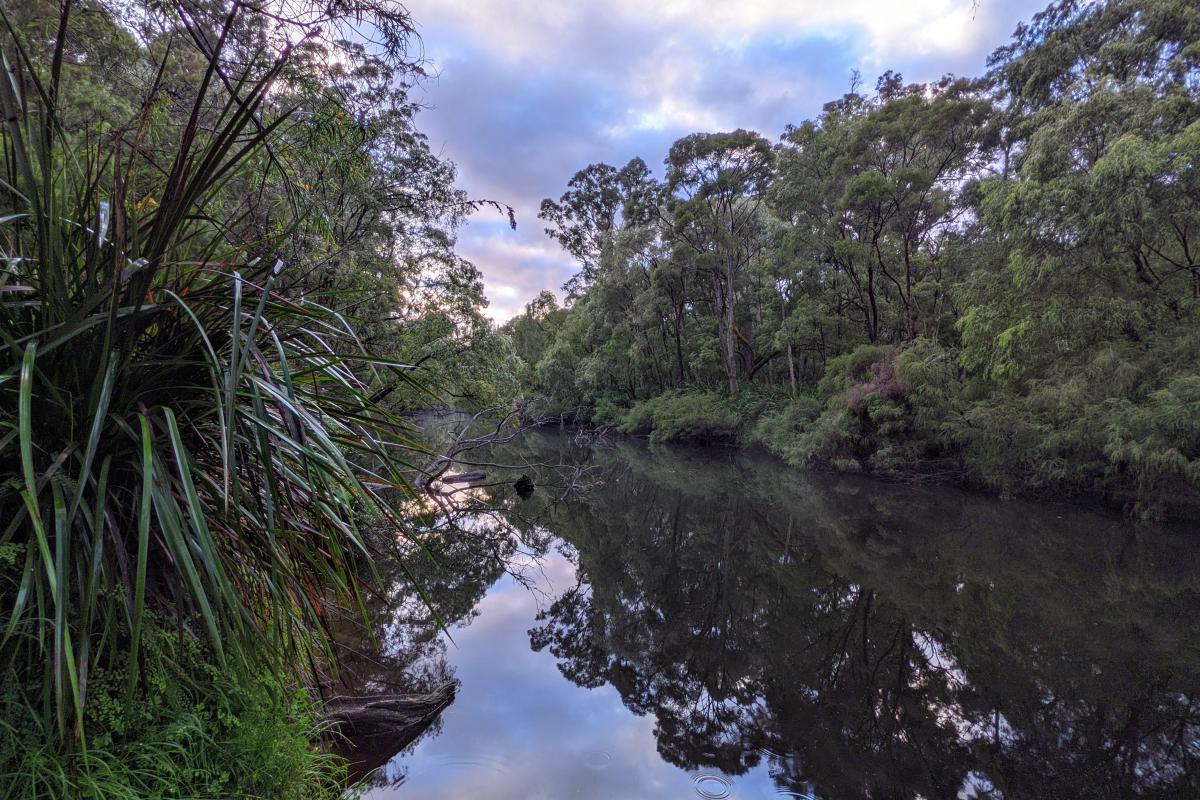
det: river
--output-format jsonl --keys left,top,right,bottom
{"left": 348, "top": 429, "right": 1200, "bottom": 799}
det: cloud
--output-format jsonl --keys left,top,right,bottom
{"left": 414, "top": 0, "right": 1027, "bottom": 69}
{"left": 403, "top": 0, "right": 1048, "bottom": 321}
{"left": 452, "top": 223, "right": 574, "bottom": 322}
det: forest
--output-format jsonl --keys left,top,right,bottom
{"left": 0, "top": 0, "right": 1197, "bottom": 797}
{"left": 504, "top": 0, "right": 1200, "bottom": 519}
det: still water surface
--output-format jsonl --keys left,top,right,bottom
{"left": 358, "top": 432, "right": 1200, "bottom": 799}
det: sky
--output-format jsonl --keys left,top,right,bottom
{"left": 402, "top": 0, "right": 1049, "bottom": 323}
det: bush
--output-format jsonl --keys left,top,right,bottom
{"left": 648, "top": 392, "right": 741, "bottom": 443}
{"left": 616, "top": 391, "right": 742, "bottom": 443}
{"left": 590, "top": 396, "right": 627, "bottom": 427}
{"left": 616, "top": 396, "right": 660, "bottom": 435}
{"left": 816, "top": 344, "right": 895, "bottom": 399}
{"left": 1104, "top": 375, "right": 1200, "bottom": 495}
{"left": 755, "top": 342, "right": 968, "bottom": 477}
{"left": 0, "top": 620, "right": 348, "bottom": 800}
{"left": 747, "top": 395, "right": 824, "bottom": 462}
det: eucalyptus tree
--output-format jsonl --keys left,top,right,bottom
{"left": 502, "top": 290, "right": 569, "bottom": 393}
{"left": 772, "top": 75, "right": 995, "bottom": 346}
{"left": 665, "top": 130, "right": 774, "bottom": 394}
{"left": 956, "top": 0, "right": 1200, "bottom": 499}
{"left": 539, "top": 157, "right": 654, "bottom": 299}
{"left": 964, "top": 0, "right": 1200, "bottom": 379}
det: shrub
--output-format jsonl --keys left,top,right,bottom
{"left": 816, "top": 344, "right": 894, "bottom": 399}
{"left": 765, "top": 342, "right": 966, "bottom": 476}
{"left": 647, "top": 392, "right": 741, "bottom": 443}
{"left": 0, "top": 620, "right": 347, "bottom": 800}
{"left": 616, "top": 391, "right": 741, "bottom": 443}
{"left": 590, "top": 396, "right": 627, "bottom": 427}
{"left": 747, "top": 395, "right": 824, "bottom": 462}
{"left": 1102, "top": 375, "right": 1200, "bottom": 508}
{"left": 616, "top": 396, "right": 661, "bottom": 435}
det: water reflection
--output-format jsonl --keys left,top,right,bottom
{"left": 525, "top": 438, "right": 1200, "bottom": 799}
{"left": 368, "top": 432, "right": 1200, "bottom": 798}
{"left": 326, "top": 508, "right": 551, "bottom": 787}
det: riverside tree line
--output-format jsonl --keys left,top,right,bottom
{"left": 504, "top": 0, "right": 1200, "bottom": 518}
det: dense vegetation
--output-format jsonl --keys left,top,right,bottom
{"left": 0, "top": 0, "right": 510, "bottom": 795}
{"left": 505, "top": 0, "right": 1200, "bottom": 517}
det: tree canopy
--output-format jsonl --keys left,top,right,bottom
{"left": 505, "top": 0, "right": 1200, "bottom": 518}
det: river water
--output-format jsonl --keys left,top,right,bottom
{"left": 354, "top": 430, "right": 1200, "bottom": 799}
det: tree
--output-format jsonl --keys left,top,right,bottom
{"left": 539, "top": 158, "right": 653, "bottom": 298}
{"left": 665, "top": 130, "right": 774, "bottom": 395}
{"left": 772, "top": 75, "right": 995, "bottom": 346}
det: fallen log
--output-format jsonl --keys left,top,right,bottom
{"left": 442, "top": 470, "right": 487, "bottom": 484}
{"left": 322, "top": 681, "right": 457, "bottom": 783}
{"left": 425, "top": 471, "right": 488, "bottom": 495}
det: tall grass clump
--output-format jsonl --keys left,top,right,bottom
{"left": 0, "top": 0, "right": 426, "bottom": 791}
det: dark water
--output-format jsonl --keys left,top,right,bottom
{"left": 356, "top": 431, "right": 1200, "bottom": 799}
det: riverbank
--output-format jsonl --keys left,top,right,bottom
{"left": 533, "top": 354, "right": 1200, "bottom": 523}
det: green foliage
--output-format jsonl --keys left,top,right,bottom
{"left": 815, "top": 345, "right": 895, "bottom": 400}
{"left": 514, "top": 0, "right": 1200, "bottom": 515}
{"left": 746, "top": 394, "right": 824, "bottom": 462}
{"left": 0, "top": 0, "right": 424, "bottom": 745}
{"left": 590, "top": 396, "right": 627, "bottom": 427}
{"left": 752, "top": 346, "right": 913, "bottom": 472}
{"left": 1106, "top": 376, "right": 1200, "bottom": 496}
{"left": 539, "top": 159, "right": 653, "bottom": 298}
{"left": 615, "top": 398, "right": 658, "bottom": 436}
{"left": 615, "top": 391, "right": 742, "bottom": 443}
{"left": 0, "top": 0, "right": 500, "bottom": 791}
{"left": 1, "top": 619, "right": 346, "bottom": 799}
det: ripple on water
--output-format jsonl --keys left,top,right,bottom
{"left": 412, "top": 753, "right": 511, "bottom": 776}
{"left": 693, "top": 773, "right": 733, "bottom": 799}
{"left": 583, "top": 750, "right": 613, "bottom": 770}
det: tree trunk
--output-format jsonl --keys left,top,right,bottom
{"left": 786, "top": 340, "right": 797, "bottom": 398}
{"left": 724, "top": 260, "right": 739, "bottom": 395}
{"left": 866, "top": 262, "right": 879, "bottom": 343}
{"left": 322, "top": 682, "right": 457, "bottom": 785}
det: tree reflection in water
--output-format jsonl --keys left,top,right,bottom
{"left": 524, "top": 436, "right": 1200, "bottom": 799}
{"left": 326, "top": 488, "right": 555, "bottom": 787}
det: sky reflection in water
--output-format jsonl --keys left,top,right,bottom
{"left": 363, "top": 552, "right": 784, "bottom": 799}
